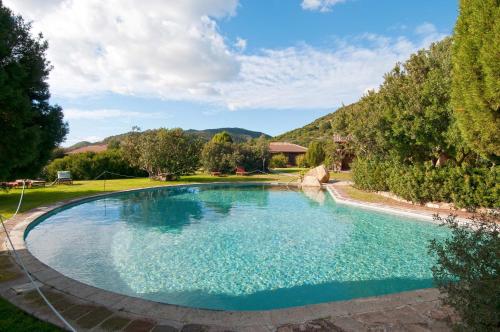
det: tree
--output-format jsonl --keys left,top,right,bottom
{"left": 121, "top": 128, "right": 201, "bottom": 179}
{"left": 429, "top": 213, "right": 500, "bottom": 331}
{"left": 201, "top": 141, "right": 235, "bottom": 173}
{"left": 451, "top": 0, "right": 500, "bottom": 160}
{"left": 305, "top": 142, "right": 325, "bottom": 167}
{"left": 378, "top": 38, "right": 455, "bottom": 164}
{"left": 0, "top": 4, "right": 68, "bottom": 180}
{"left": 211, "top": 131, "right": 233, "bottom": 144}
{"left": 253, "top": 135, "right": 271, "bottom": 171}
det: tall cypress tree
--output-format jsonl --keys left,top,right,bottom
{"left": 451, "top": 0, "right": 499, "bottom": 160}
{"left": 0, "top": 3, "right": 68, "bottom": 180}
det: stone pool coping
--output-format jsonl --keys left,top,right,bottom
{"left": 1, "top": 182, "right": 454, "bottom": 331}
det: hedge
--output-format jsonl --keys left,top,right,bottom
{"left": 352, "top": 157, "right": 499, "bottom": 209}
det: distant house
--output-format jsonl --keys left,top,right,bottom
{"left": 269, "top": 142, "right": 307, "bottom": 166}
{"left": 66, "top": 144, "right": 108, "bottom": 155}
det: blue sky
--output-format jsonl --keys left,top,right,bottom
{"left": 7, "top": 0, "right": 458, "bottom": 146}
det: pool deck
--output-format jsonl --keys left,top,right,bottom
{"left": 0, "top": 183, "right": 458, "bottom": 331}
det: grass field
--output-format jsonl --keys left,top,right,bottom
{"left": 0, "top": 297, "right": 61, "bottom": 332}
{"left": 0, "top": 173, "right": 298, "bottom": 219}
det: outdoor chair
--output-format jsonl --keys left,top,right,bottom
{"left": 56, "top": 171, "right": 73, "bottom": 184}
{"left": 236, "top": 167, "right": 248, "bottom": 176}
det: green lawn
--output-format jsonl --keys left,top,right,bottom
{"left": 343, "top": 185, "right": 392, "bottom": 204}
{"left": 0, "top": 173, "right": 289, "bottom": 219}
{"left": 0, "top": 297, "right": 62, "bottom": 332}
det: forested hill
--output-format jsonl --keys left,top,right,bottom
{"left": 66, "top": 127, "right": 270, "bottom": 151}
{"left": 274, "top": 103, "right": 357, "bottom": 146}
{"left": 185, "top": 127, "right": 270, "bottom": 142}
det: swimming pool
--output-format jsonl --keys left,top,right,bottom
{"left": 25, "top": 184, "right": 449, "bottom": 310}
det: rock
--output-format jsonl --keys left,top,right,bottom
{"left": 302, "top": 187, "right": 326, "bottom": 204}
{"left": 305, "top": 165, "right": 330, "bottom": 183}
{"left": 301, "top": 175, "right": 321, "bottom": 187}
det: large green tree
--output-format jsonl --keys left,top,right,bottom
{"left": 451, "top": 0, "right": 500, "bottom": 160}
{"left": 121, "top": 128, "right": 201, "bottom": 179}
{"left": 0, "top": 4, "right": 68, "bottom": 180}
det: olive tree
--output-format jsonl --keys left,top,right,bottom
{"left": 121, "top": 128, "right": 201, "bottom": 179}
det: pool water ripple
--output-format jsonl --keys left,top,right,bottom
{"left": 25, "top": 184, "right": 449, "bottom": 310}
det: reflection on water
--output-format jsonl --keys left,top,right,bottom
{"left": 26, "top": 184, "right": 450, "bottom": 310}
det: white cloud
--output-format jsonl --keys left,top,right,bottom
{"left": 5, "top": 0, "right": 240, "bottom": 98}
{"left": 64, "top": 108, "right": 168, "bottom": 120}
{"left": 216, "top": 32, "right": 447, "bottom": 110}
{"left": 5, "top": 1, "right": 447, "bottom": 112}
{"left": 301, "top": 0, "right": 346, "bottom": 12}
{"left": 235, "top": 37, "right": 247, "bottom": 52}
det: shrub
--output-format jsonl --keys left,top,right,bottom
{"left": 234, "top": 143, "right": 269, "bottom": 172}
{"left": 429, "top": 213, "right": 500, "bottom": 331}
{"left": 270, "top": 154, "right": 288, "bottom": 168}
{"left": 352, "top": 157, "right": 499, "bottom": 209}
{"left": 351, "top": 157, "right": 389, "bottom": 191}
{"left": 201, "top": 141, "right": 236, "bottom": 174}
{"left": 295, "top": 154, "right": 308, "bottom": 168}
{"left": 44, "top": 150, "right": 146, "bottom": 181}
{"left": 305, "top": 141, "right": 325, "bottom": 167}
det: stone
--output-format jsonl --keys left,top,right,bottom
{"left": 125, "top": 319, "right": 156, "bottom": 332}
{"left": 301, "top": 175, "right": 321, "bottom": 187}
{"left": 305, "top": 165, "right": 330, "bottom": 183}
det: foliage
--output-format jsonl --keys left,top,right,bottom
{"left": 0, "top": 4, "right": 68, "bottom": 181}
{"left": 429, "top": 213, "right": 500, "bottom": 331}
{"left": 351, "top": 158, "right": 390, "bottom": 192}
{"left": 451, "top": 0, "right": 500, "bottom": 160}
{"left": 305, "top": 141, "right": 325, "bottom": 167}
{"left": 201, "top": 141, "right": 236, "bottom": 173}
{"left": 44, "top": 150, "right": 146, "bottom": 180}
{"left": 378, "top": 38, "right": 455, "bottom": 163}
{"left": 295, "top": 154, "right": 308, "bottom": 168}
{"left": 121, "top": 128, "right": 202, "bottom": 178}
{"left": 353, "top": 157, "right": 499, "bottom": 208}
{"left": 234, "top": 141, "right": 270, "bottom": 172}
{"left": 211, "top": 131, "right": 233, "bottom": 144}
{"left": 270, "top": 154, "right": 288, "bottom": 168}
{"left": 252, "top": 135, "right": 271, "bottom": 171}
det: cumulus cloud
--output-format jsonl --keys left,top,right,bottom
{"left": 5, "top": 0, "right": 240, "bottom": 98}
{"left": 5, "top": 1, "right": 447, "bottom": 111}
{"left": 301, "top": 0, "right": 347, "bottom": 12}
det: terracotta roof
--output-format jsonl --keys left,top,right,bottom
{"left": 67, "top": 144, "right": 108, "bottom": 154}
{"left": 269, "top": 142, "right": 307, "bottom": 153}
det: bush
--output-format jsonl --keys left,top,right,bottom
{"left": 44, "top": 150, "right": 146, "bottom": 181}
{"left": 270, "top": 154, "right": 288, "bottom": 168}
{"left": 429, "top": 213, "right": 500, "bottom": 331}
{"left": 234, "top": 143, "right": 269, "bottom": 172}
{"left": 305, "top": 141, "right": 325, "bottom": 167}
{"left": 352, "top": 157, "right": 499, "bottom": 209}
{"left": 201, "top": 141, "right": 236, "bottom": 174}
{"left": 351, "top": 157, "right": 389, "bottom": 191}
{"left": 295, "top": 154, "right": 308, "bottom": 168}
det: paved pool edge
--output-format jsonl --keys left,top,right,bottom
{"left": 1, "top": 182, "right": 454, "bottom": 331}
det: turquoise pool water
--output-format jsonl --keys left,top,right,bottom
{"left": 25, "top": 184, "right": 449, "bottom": 310}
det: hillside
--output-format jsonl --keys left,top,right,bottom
{"left": 185, "top": 127, "right": 270, "bottom": 143}
{"left": 275, "top": 103, "right": 356, "bottom": 146}
{"left": 65, "top": 127, "right": 271, "bottom": 151}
